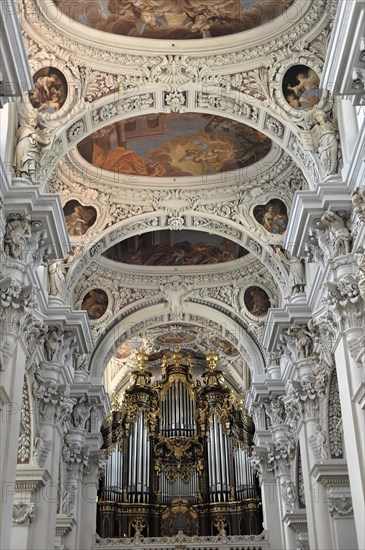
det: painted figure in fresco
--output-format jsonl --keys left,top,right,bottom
{"left": 245, "top": 287, "right": 270, "bottom": 317}
{"left": 80, "top": 114, "right": 271, "bottom": 178}
{"left": 285, "top": 67, "right": 321, "bottom": 111}
{"left": 255, "top": 200, "right": 288, "bottom": 235}
{"left": 81, "top": 289, "right": 108, "bottom": 320}
{"left": 64, "top": 203, "right": 96, "bottom": 237}
{"left": 56, "top": 0, "right": 293, "bottom": 39}
{"left": 30, "top": 70, "right": 66, "bottom": 113}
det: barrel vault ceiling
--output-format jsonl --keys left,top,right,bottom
{"left": 18, "top": 0, "right": 337, "bottom": 393}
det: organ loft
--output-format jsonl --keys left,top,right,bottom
{"left": 98, "top": 350, "right": 261, "bottom": 537}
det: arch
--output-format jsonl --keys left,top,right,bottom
{"left": 65, "top": 211, "right": 289, "bottom": 302}
{"left": 37, "top": 87, "right": 319, "bottom": 187}
{"left": 89, "top": 302, "right": 267, "bottom": 382}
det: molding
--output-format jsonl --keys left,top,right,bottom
{"left": 0, "top": 0, "right": 33, "bottom": 106}
{"left": 321, "top": 0, "right": 365, "bottom": 104}
{"left": 353, "top": 383, "right": 365, "bottom": 409}
{"left": 15, "top": 464, "right": 51, "bottom": 493}
{"left": 311, "top": 460, "right": 350, "bottom": 488}
{"left": 55, "top": 514, "right": 76, "bottom": 537}
{"left": 283, "top": 510, "right": 308, "bottom": 533}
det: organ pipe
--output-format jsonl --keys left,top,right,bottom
{"left": 98, "top": 349, "right": 261, "bottom": 538}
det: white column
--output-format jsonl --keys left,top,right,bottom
{"left": 335, "top": 99, "right": 359, "bottom": 168}
{"left": 77, "top": 451, "right": 103, "bottom": 550}
{"left": 29, "top": 361, "right": 70, "bottom": 550}
{"left": 260, "top": 476, "right": 285, "bottom": 550}
{"left": 299, "top": 423, "right": 333, "bottom": 550}
{"left": 334, "top": 329, "right": 365, "bottom": 550}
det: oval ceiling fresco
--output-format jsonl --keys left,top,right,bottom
{"left": 54, "top": 0, "right": 294, "bottom": 39}
{"left": 103, "top": 230, "right": 249, "bottom": 266}
{"left": 77, "top": 113, "right": 272, "bottom": 178}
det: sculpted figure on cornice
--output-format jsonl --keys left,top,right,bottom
{"left": 275, "top": 249, "right": 306, "bottom": 296}
{"left": 4, "top": 215, "right": 32, "bottom": 261}
{"left": 280, "top": 323, "right": 313, "bottom": 362}
{"left": 282, "top": 480, "right": 297, "bottom": 512}
{"left": 71, "top": 395, "right": 92, "bottom": 429}
{"left": 283, "top": 400, "right": 302, "bottom": 443}
{"left": 352, "top": 186, "right": 365, "bottom": 224}
{"left": 320, "top": 210, "right": 352, "bottom": 256}
{"left": 267, "top": 396, "right": 286, "bottom": 426}
{"left": 48, "top": 249, "right": 78, "bottom": 296}
{"left": 13, "top": 111, "right": 53, "bottom": 182}
{"left": 313, "top": 110, "right": 340, "bottom": 173}
{"left": 33, "top": 429, "right": 51, "bottom": 466}
{"left": 44, "top": 326, "right": 64, "bottom": 363}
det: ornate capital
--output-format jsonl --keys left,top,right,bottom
{"left": 324, "top": 275, "right": 365, "bottom": 331}
{"left": 267, "top": 440, "right": 295, "bottom": 475}
{"left": 32, "top": 369, "right": 73, "bottom": 425}
{"left": 62, "top": 436, "right": 90, "bottom": 476}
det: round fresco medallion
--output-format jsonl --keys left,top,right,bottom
{"left": 81, "top": 289, "right": 108, "bottom": 320}
{"left": 29, "top": 67, "right": 67, "bottom": 113}
{"left": 53, "top": 0, "right": 294, "bottom": 39}
{"left": 63, "top": 200, "right": 97, "bottom": 237}
{"left": 77, "top": 113, "right": 272, "bottom": 178}
{"left": 283, "top": 65, "right": 321, "bottom": 111}
{"left": 211, "top": 337, "right": 239, "bottom": 357}
{"left": 253, "top": 199, "right": 288, "bottom": 235}
{"left": 244, "top": 287, "right": 271, "bottom": 317}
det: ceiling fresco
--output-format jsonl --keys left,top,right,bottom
{"left": 103, "top": 230, "right": 249, "bottom": 266}
{"left": 54, "top": 0, "right": 294, "bottom": 40}
{"left": 77, "top": 113, "right": 272, "bottom": 177}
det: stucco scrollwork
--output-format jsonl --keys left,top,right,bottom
{"left": 12, "top": 502, "right": 35, "bottom": 525}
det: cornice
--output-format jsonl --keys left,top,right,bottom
{"left": 311, "top": 460, "right": 350, "bottom": 488}
{"left": 15, "top": 465, "right": 51, "bottom": 493}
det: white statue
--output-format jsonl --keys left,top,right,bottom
{"left": 320, "top": 210, "right": 352, "bottom": 257}
{"left": 288, "top": 256, "right": 305, "bottom": 294}
{"left": 276, "top": 249, "right": 305, "bottom": 295}
{"left": 315, "top": 425, "right": 328, "bottom": 460}
{"left": 13, "top": 111, "right": 53, "bottom": 181}
{"left": 282, "top": 481, "right": 296, "bottom": 512}
{"left": 60, "top": 487, "right": 71, "bottom": 516}
{"left": 44, "top": 326, "right": 64, "bottom": 362}
{"left": 72, "top": 395, "right": 91, "bottom": 428}
{"left": 4, "top": 216, "right": 32, "bottom": 260}
{"left": 48, "top": 251, "right": 76, "bottom": 296}
{"left": 33, "top": 430, "right": 46, "bottom": 464}
{"left": 312, "top": 110, "right": 339, "bottom": 176}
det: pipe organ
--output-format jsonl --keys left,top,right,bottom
{"left": 98, "top": 350, "right": 261, "bottom": 538}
